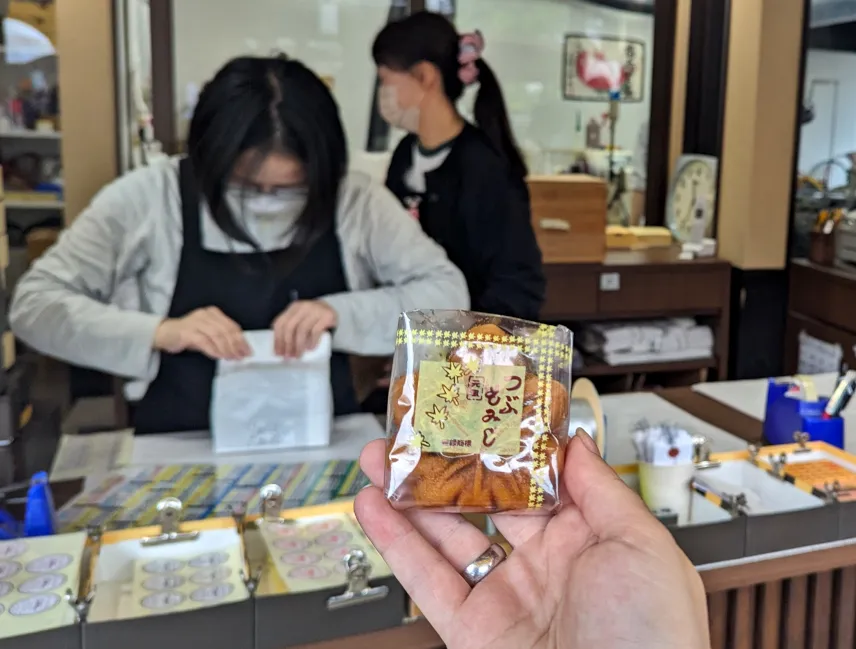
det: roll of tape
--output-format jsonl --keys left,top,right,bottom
{"left": 570, "top": 378, "right": 605, "bottom": 457}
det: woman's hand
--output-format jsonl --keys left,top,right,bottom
{"left": 153, "top": 307, "right": 251, "bottom": 360}
{"left": 355, "top": 432, "right": 710, "bottom": 649}
{"left": 272, "top": 300, "right": 337, "bottom": 358}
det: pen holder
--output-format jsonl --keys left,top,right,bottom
{"left": 763, "top": 380, "right": 845, "bottom": 448}
{"left": 638, "top": 462, "right": 694, "bottom": 525}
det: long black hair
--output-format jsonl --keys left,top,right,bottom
{"left": 372, "top": 11, "right": 527, "bottom": 181}
{"left": 187, "top": 56, "right": 347, "bottom": 249}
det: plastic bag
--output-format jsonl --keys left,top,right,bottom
{"left": 211, "top": 331, "right": 333, "bottom": 453}
{"left": 383, "top": 311, "right": 573, "bottom": 514}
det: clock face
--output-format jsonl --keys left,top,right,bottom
{"left": 667, "top": 157, "right": 718, "bottom": 241}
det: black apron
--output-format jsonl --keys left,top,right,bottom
{"left": 133, "top": 159, "right": 358, "bottom": 434}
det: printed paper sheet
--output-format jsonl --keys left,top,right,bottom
{"left": 259, "top": 513, "right": 390, "bottom": 595}
{"left": 0, "top": 532, "right": 86, "bottom": 639}
{"left": 128, "top": 549, "right": 246, "bottom": 617}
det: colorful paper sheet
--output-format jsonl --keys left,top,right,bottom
{"left": 58, "top": 461, "right": 369, "bottom": 533}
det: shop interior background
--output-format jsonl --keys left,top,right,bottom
{"left": 157, "top": 0, "right": 655, "bottom": 180}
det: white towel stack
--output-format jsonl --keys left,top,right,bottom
{"left": 579, "top": 318, "right": 714, "bottom": 366}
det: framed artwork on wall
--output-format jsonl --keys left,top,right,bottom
{"left": 562, "top": 33, "right": 646, "bottom": 102}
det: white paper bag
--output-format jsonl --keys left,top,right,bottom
{"left": 210, "top": 330, "right": 333, "bottom": 453}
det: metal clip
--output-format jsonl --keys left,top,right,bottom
{"left": 747, "top": 444, "right": 760, "bottom": 465}
{"left": 693, "top": 435, "right": 721, "bottom": 470}
{"left": 64, "top": 587, "right": 95, "bottom": 623}
{"left": 260, "top": 484, "right": 285, "bottom": 523}
{"left": 822, "top": 480, "right": 842, "bottom": 502}
{"left": 141, "top": 498, "right": 200, "bottom": 547}
{"left": 723, "top": 492, "right": 748, "bottom": 515}
{"left": 326, "top": 550, "right": 389, "bottom": 611}
{"left": 793, "top": 431, "right": 811, "bottom": 453}
{"left": 768, "top": 453, "right": 788, "bottom": 478}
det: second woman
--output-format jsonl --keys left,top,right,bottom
{"left": 373, "top": 11, "right": 545, "bottom": 321}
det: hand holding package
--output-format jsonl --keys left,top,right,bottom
{"left": 210, "top": 330, "right": 332, "bottom": 453}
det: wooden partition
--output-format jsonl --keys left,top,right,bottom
{"left": 56, "top": 0, "right": 118, "bottom": 223}
{"left": 703, "top": 544, "right": 856, "bottom": 649}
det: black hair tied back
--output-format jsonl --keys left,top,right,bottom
{"left": 187, "top": 56, "right": 348, "bottom": 250}
{"left": 372, "top": 11, "right": 527, "bottom": 181}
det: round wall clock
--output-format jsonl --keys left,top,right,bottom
{"left": 666, "top": 154, "right": 719, "bottom": 242}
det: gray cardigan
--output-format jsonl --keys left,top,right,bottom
{"left": 10, "top": 157, "right": 469, "bottom": 396}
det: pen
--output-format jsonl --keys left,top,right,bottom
{"left": 824, "top": 369, "right": 856, "bottom": 418}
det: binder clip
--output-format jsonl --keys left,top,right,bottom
{"left": 64, "top": 526, "right": 101, "bottom": 622}
{"left": 747, "top": 444, "right": 760, "bottom": 465}
{"left": 692, "top": 436, "right": 720, "bottom": 470}
{"left": 259, "top": 484, "right": 286, "bottom": 524}
{"left": 793, "top": 431, "right": 811, "bottom": 454}
{"left": 768, "top": 453, "right": 788, "bottom": 479}
{"left": 722, "top": 492, "right": 749, "bottom": 516}
{"left": 141, "top": 497, "right": 199, "bottom": 546}
{"left": 326, "top": 549, "right": 389, "bottom": 611}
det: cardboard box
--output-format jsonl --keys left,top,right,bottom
{"left": 744, "top": 505, "right": 839, "bottom": 555}
{"left": 254, "top": 578, "right": 407, "bottom": 648}
{"left": 527, "top": 174, "right": 607, "bottom": 263}
{"left": 670, "top": 517, "right": 747, "bottom": 565}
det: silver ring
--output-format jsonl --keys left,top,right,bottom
{"left": 462, "top": 543, "right": 507, "bottom": 587}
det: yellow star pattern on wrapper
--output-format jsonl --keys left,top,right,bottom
{"left": 425, "top": 404, "right": 450, "bottom": 430}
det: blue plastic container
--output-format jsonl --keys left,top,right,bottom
{"left": 763, "top": 379, "right": 845, "bottom": 448}
{"left": 23, "top": 471, "right": 57, "bottom": 537}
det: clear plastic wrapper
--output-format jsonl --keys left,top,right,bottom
{"left": 383, "top": 310, "right": 573, "bottom": 514}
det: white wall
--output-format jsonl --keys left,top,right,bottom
{"left": 172, "top": 0, "right": 654, "bottom": 173}
{"left": 172, "top": 0, "right": 391, "bottom": 158}
{"left": 799, "top": 49, "right": 856, "bottom": 188}
{"left": 456, "top": 0, "right": 654, "bottom": 172}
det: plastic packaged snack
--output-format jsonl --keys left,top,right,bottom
{"left": 383, "top": 310, "right": 573, "bottom": 514}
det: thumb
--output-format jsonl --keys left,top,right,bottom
{"left": 563, "top": 430, "right": 655, "bottom": 540}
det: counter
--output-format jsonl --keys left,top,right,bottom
{"left": 32, "top": 379, "right": 856, "bottom": 648}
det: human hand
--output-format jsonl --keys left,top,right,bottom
{"left": 272, "top": 300, "right": 337, "bottom": 358}
{"left": 355, "top": 431, "right": 709, "bottom": 649}
{"left": 153, "top": 307, "right": 251, "bottom": 360}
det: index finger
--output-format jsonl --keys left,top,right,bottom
{"left": 563, "top": 431, "right": 660, "bottom": 541}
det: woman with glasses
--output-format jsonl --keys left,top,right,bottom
{"left": 9, "top": 55, "right": 468, "bottom": 434}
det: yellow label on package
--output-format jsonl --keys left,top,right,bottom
{"left": 414, "top": 361, "right": 525, "bottom": 456}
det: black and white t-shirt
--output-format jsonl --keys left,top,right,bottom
{"left": 401, "top": 140, "right": 454, "bottom": 218}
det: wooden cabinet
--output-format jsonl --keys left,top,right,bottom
{"left": 785, "top": 259, "right": 856, "bottom": 374}
{"left": 541, "top": 247, "right": 732, "bottom": 380}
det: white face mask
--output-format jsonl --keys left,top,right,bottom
{"left": 228, "top": 188, "right": 306, "bottom": 216}
{"left": 378, "top": 85, "right": 420, "bottom": 133}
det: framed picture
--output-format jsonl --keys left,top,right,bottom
{"left": 562, "top": 34, "right": 646, "bottom": 102}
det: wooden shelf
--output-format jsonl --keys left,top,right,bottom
{"left": 0, "top": 130, "right": 60, "bottom": 140}
{"left": 5, "top": 199, "right": 64, "bottom": 210}
{"left": 576, "top": 356, "right": 717, "bottom": 377}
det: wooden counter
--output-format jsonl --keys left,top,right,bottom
{"left": 542, "top": 247, "right": 732, "bottom": 380}
{"left": 785, "top": 258, "right": 856, "bottom": 373}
